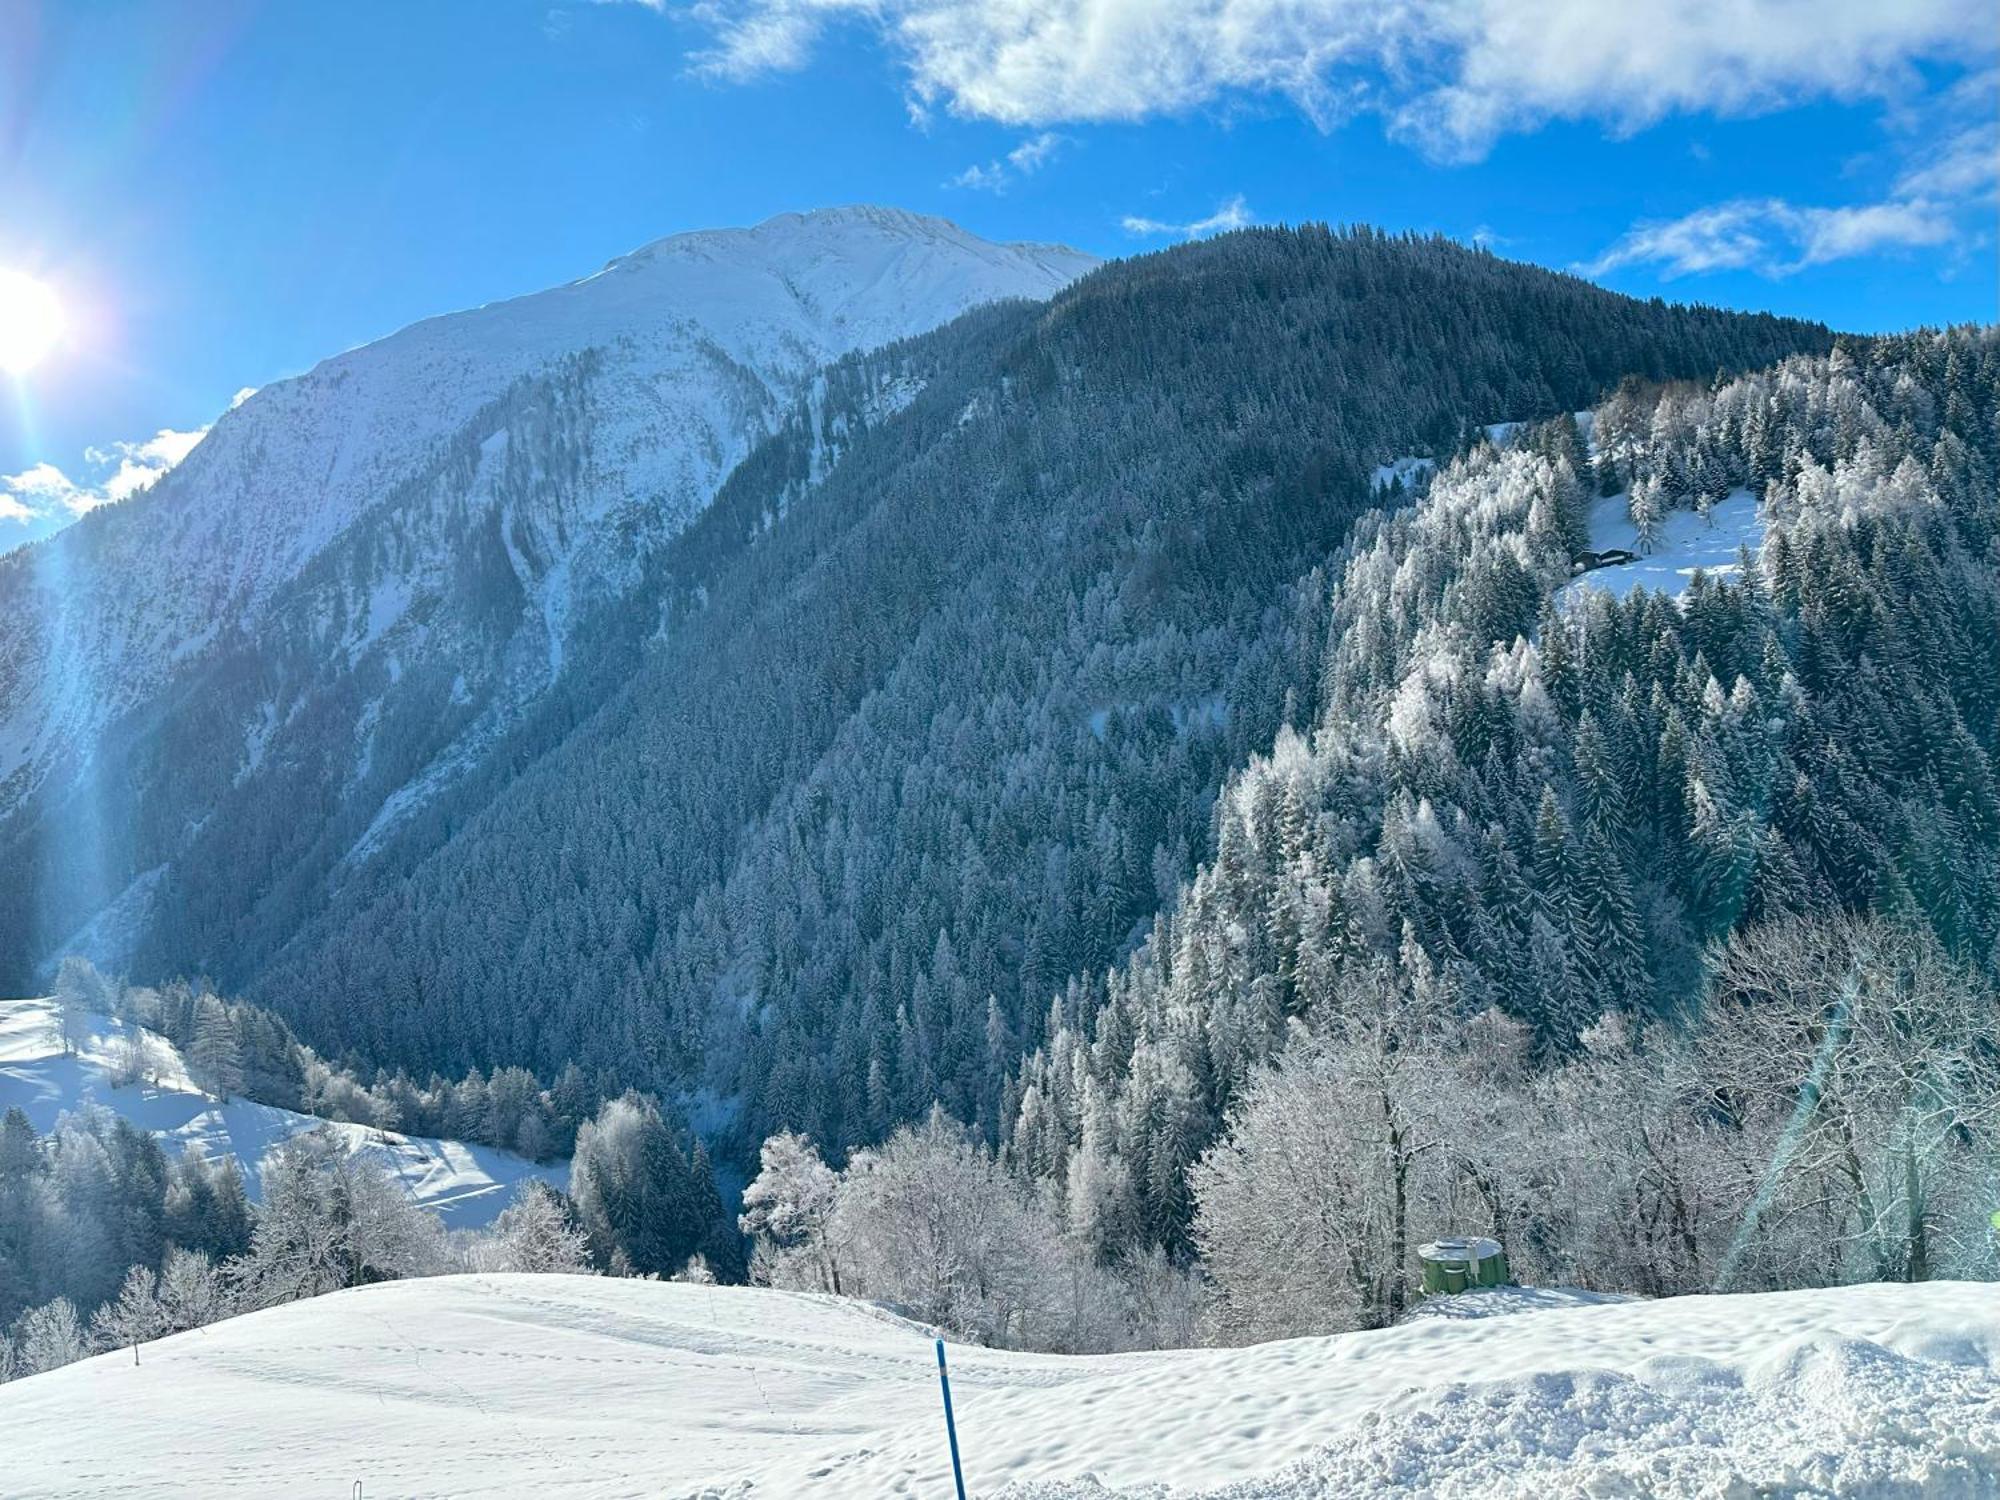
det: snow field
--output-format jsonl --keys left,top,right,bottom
{"left": 0, "top": 1275, "right": 1993, "bottom": 1497}
{"left": 1560, "top": 488, "right": 1766, "bottom": 604}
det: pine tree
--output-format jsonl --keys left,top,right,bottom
{"left": 189, "top": 997, "right": 243, "bottom": 1100}
{"left": 1571, "top": 825, "right": 1647, "bottom": 1008}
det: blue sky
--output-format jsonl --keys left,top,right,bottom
{"left": 1, "top": 0, "right": 1994, "bottom": 548}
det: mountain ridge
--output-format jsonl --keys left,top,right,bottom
{"left": 0, "top": 207, "right": 1098, "bottom": 978}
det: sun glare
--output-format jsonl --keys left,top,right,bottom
{"left": 0, "top": 269, "right": 64, "bottom": 375}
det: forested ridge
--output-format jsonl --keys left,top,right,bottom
{"left": 723, "top": 325, "right": 1998, "bottom": 1353}
{"left": 983, "top": 326, "right": 2000, "bottom": 1330}
{"left": 224, "top": 229, "right": 1831, "bottom": 1164}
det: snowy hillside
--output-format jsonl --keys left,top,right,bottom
{"left": 3, "top": 206, "right": 1093, "bottom": 742}
{"left": 0, "top": 206, "right": 1094, "bottom": 978}
{"left": 0, "top": 997, "right": 560, "bottom": 1228}
{"left": 0, "top": 1275, "right": 1992, "bottom": 1497}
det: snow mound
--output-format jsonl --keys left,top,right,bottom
{"left": 0, "top": 997, "right": 562, "bottom": 1228}
{"left": 1, "top": 1274, "right": 1993, "bottom": 1497}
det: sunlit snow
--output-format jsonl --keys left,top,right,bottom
{"left": 0, "top": 1276, "right": 1991, "bottom": 1497}
{"left": 0, "top": 996, "right": 563, "bottom": 1228}
{"left": 1561, "top": 488, "right": 1766, "bottom": 604}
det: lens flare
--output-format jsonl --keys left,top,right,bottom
{"left": 0, "top": 270, "right": 64, "bottom": 375}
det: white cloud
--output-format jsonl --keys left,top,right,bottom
{"left": 1582, "top": 195, "right": 1955, "bottom": 279}
{"left": 1007, "top": 130, "right": 1066, "bottom": 172}
{"left": 1788, "top": 200, "right": 1955, "bottom": 265}
{"left": 0, "top": 424, "right": 211, "bottom": 544}
{"left": 1582, "top": 63, "right": 1991, "bottom": 282}
{"left": 947, "top": 161, "right": 1008, "bottom": 191}
{"left": 83, "top": 426, "right": 211, "bottom": 505}
{"left": 1122, "top": 194, "right": 1253, "bottom": 238}
{"left": 947, "top": 130, "right": 1069, "bottom": 192}
{"left": 1895, "top": 123, "right": 2000, "bottom": 200}
{"left": 675, "top": 0, "right": 1991, "bottom": 162}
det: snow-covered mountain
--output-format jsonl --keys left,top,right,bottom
{"left": 2, "top": 1274, "right": 1992, "bottom": 1496}
{"left": 0, "top": 208, "right": 1095, "bottom": 976}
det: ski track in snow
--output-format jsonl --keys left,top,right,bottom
{"left": 0, "top": 997, "right": 563, "bottom": 1228}
{"left": 0, "top": 1275, "right": 1994, "bottom": 1497}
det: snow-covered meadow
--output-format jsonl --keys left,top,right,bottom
{"left": 0, "top": 1275, "right": 1994, "bottom": 1497}
{"left": 1559, "top": 486, "right": 1767, "bottom": 604}
{"left": 0, "top": 997, "right": 562, "bottom": 1228}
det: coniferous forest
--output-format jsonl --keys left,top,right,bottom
{"left": 157, "top": 230, "right": 1834, "bottom": 1135}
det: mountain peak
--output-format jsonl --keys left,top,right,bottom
{"left": 0, "top": 199, "right": 1100, "bottom": 844}
{"left": 591, "top": 203, "right": 1095, "bottom": 283}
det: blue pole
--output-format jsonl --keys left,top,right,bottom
{"left": 935, "top": 1338, "right": 968, "bottom": 1500}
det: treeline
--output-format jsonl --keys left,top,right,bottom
{"left": 59, "top": 957, "right": 599, "bottom": 1162}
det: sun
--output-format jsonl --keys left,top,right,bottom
{"left": 0, "top": 269, "right": 64, "bottom": 376}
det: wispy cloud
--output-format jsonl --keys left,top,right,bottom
{"left": 1122, "top": 194, "right": 1253, "bottom": 239}
{"left": 1007, "top": 131, "right": 1065, "bottom": 173}
{"left": 0, "top": 424, "right": 211, "bottom": 544}
{"left": 946, "top": 130, "right": 1069, "bottom": 192}
{"left": 1582, "top": 196, "right": 1955, "bottom": 279}
{"left": 668, "top": 0, "right": 1991, "bottom": 163}
{"left": 1583, "top": 71, "right": 1993, "bottom": 281}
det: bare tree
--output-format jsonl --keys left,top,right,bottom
{"left": 1700, "top": 915, "right": 2000, "bottom": 1288}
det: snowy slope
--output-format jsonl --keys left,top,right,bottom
{"left": 0, "top": 1274, "right": 1993, "bottom": 1497}
{"left": 0, "top": 207, "right": 1096, "bottom": 976}
{"left": 0, "top": 997, "right": 561, "bottom": 1228}
{"left": 3, "top": 207, "right": 1094, "bottom": 741}
{"left": 1560, "top": 487, "right": 1766, "bottom": 605}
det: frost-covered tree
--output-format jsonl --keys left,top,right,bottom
{"left": 570, "top": 1094, "right": 734, "bottom": 1279}
{"left": 108, "top": 1028, "right": 168, "bottom": 1090}
{"left": 1190, "top": 971, "right": 1459, "bottom": 1339}
{"left": 487, "top": 1181, "right": 592, "bottom": 1275}
{"left": 188, "top": 996, "right": 244, "bottom": 1101}
{"left": 157, "top": 1248, "right": 227, "bottom": 1333}
{"left": 738, "top": 1131, "right": 843, "bottom": 1294}
{"left": 13, "top": 1296, "right": 86, "bottom": 1375}
{"left": 52, "top": 956, "right": 104, "bottom": 1057}
{"left": 234, "top": 1129, "right": 444, "bottom": 1309}
{"left": 1700, "top": 915, "right": 2000, "bottom": 1288}
{"left": 829, "top": 1107, "right": 1051, "bottom": 1342}
{"left": 92, "top": 1265, "right": 166, "bottom": 1363}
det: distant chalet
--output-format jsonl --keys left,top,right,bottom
{"left": 1569, "top": 547, "right": 1640, "bottom": 575}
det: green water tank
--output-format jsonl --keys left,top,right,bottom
{"left": 1417, "top": 1236, "right": 1510, "bottom": 1296}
